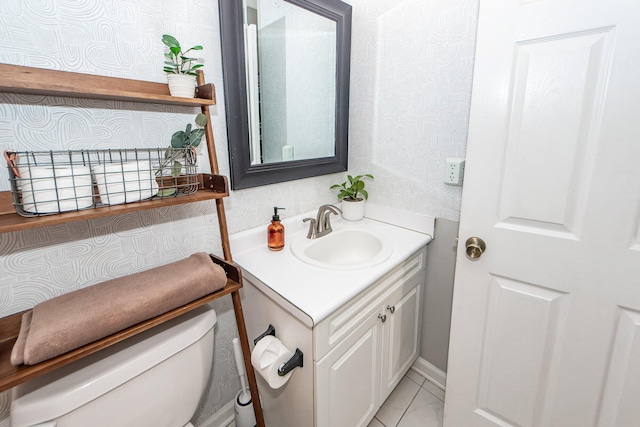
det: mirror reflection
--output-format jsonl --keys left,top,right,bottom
{"left": 244, "top": 0, "right": 337, "bottom": 165}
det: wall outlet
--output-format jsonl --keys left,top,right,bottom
{"left": 445, "top": 157, "right": 465, "bottom": 186}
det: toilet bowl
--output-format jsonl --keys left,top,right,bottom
{"left": 11, "top": 305, "right": 217, "bottom": 427}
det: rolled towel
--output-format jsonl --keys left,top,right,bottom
{"left": 11, "top": 252, "right": 227, "bottom": 366}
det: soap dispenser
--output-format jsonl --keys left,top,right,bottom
{"left": 268, "top": 207, "right": 285, "bottom": 251}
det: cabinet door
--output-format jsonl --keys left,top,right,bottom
{"left": 380, "top": 282, "right": 422, "bottom": 402}
{"left": 315, "top": 309, "right": 384, "bottom": 427}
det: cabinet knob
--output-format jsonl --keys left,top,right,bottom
{"left": 386, "top": 305, "right": 395, "bottom": 314}
{"left": 378, "top": 314, "right": 387, "bottom": 323}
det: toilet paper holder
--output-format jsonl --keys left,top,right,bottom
{"left": 254, "top": 324, "right": 304, "bottom": 377}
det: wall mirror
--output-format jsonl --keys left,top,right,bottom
{"left": 218, "top": 0, "right": 352, "bottom": 189}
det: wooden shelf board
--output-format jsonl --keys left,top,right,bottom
{"left": 0, "top": 280, "right": 241, "bottom": 393}
{"left": 0, "top": 63, "right": 215, "bottom": 107}
{"left": 0, "top": 187, "right": 228, "bottom": 233}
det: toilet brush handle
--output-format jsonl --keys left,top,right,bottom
{"left": 233, "top": 338, "right": 246, "bottom": 377}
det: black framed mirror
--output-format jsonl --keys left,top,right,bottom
{"left": 218, "top": 0, "right": 352, "bottom": 189}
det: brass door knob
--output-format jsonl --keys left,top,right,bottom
{"left": 465, "top": 237, "right": 486, "bottom": 259}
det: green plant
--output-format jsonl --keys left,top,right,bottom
{"left": 156, "top": 114, "right": 208, "bottom": 197}
{"left": 330, "top": 174, "right": 374, "bottom": 201}
{"left": 162, "top": 34, "right": 204, "bottom": 75}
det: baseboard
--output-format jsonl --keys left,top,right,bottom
{"left": 198, "top": 398, "right": 235, "bottom": 427}
{"left": 412, "top": 357, "right": 446, "bottom": 390}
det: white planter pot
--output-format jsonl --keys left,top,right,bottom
{"left": 94, "top": 161, "right": 159, "bottom": 206}
{"left": 340, "top": 198, "right": 365, "bottom": 221}
{"left": 167, "top": 74, "right": 196, "bottom": 98}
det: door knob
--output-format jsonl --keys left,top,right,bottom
{"left": 465, "top": 237, "right": 486, "bottom": 259}
{"left": 378, "top": 314, "right": 387, "bottom": 323}
{"left": 386, "top": 305, "right": 395, "bottom": 314}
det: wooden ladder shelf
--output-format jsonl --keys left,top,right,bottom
{"left": 0, "top": 64, "right": 265, "bottom": 427}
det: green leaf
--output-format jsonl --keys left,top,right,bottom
{"left": 190, "top": 45, "right": 204, "bottom": 50}
{"left": 360, "top": 189, "right": 369, "bottom": 200}
{"left": 194, "top": 113, "right": 208, "bottom": 127}
{"left": 171, "top": 131, "right": 185, "bottom": 148}
{"left": 157, "top": 188, "right": 177, "bottom": 197}
{"left": 355, "top": 181, "right": 365, "bottom": 191}
{"left": 171, "top": 161, "right": 182, "bottom": 178}
{"left": 191, "top": 129, "right": 206, "bottom": 147}
{"left": 363, "top": 174, "right": 374, "bottom": 179}
{"left": 169, "top": 46, "right": 181, "bottom": 56}
{"left": 162, "top": 34, "right": 180, "bottom": 48}
{"left": 190, "top": 64, "right": 204, "bottom": 70}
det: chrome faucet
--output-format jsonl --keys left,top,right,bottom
{"left": 303, "top": 205, "right": 342, "bottom": 239}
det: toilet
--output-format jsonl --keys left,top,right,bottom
{"left": 11, "top": 305, "right": 217, "bottom": 427}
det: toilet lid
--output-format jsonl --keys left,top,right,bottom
{"left": 11, "top": 306, "right": 217, "bottom": 427}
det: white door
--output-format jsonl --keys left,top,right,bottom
{"left": 445, "top": 0, "right": 640, "bottom": 426}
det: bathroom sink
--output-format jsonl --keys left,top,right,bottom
{"left": 290, "top": 228, "right": 393, "bottom": 270}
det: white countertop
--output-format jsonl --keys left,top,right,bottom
{"left": 230, "top": 204, "right": 434, "bottom": 327}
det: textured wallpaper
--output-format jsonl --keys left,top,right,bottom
{"left": 346, "top": 0, "right": 478, "bottom": 222}
{"left": 0, "top": 0, "right": 478, "bottom": 425}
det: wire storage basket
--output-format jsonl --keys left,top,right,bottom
{"left": 4, "top": 148, "right": 199, "bottom": 217}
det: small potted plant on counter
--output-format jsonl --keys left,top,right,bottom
{"left": 162, "top": 34, "right": 204, "bottom": 98}
{"left": 330, "top": 173, "right": 374, "bottom": 221}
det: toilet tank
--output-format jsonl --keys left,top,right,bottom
{"left": 11, "top": 305, "right": 217, "bottom": 427}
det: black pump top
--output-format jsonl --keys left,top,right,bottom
{"left": 272, "top": 206, "right": 285, "bottom": 221}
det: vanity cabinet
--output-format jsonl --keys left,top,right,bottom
{"left": 240, "top": 246, "right": 426, "bottom": 427}
{"left": 315, "top": 249, "right": 424, "bottom": 427}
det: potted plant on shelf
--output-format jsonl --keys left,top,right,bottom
{"left": 162, "top": 34, "right": 204, "bottom": 98}
{"left": 157, "top": 113, "right": 208, "bottom": 196}
{"left": 330, "top": 174, "right": 374, "bottom": 221}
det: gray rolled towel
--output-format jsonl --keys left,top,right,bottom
{"left": 11, "top": 252, "right": 227, "bottom": 366}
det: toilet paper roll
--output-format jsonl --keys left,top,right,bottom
{"left": 251, "top": 335, "right": 294, "bottom": 389}
{"left": 94, "top": 161, "right": 159, "bottom": 205}
{"left": 18, "top": 165, "right": 93, "bottom": 213}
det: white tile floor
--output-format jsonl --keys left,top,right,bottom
{"left": 368, "top": 368, "right": 444, "bottom": 427}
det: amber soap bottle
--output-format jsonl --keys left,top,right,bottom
{"left": 268, "top": 207, "right": 285, "bottom": 251}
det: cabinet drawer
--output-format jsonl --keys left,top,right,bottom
{"left": 314, "top": 247, "right": 426, "bottom": 361}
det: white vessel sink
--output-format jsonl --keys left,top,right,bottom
{"left": 290, "top": 228, "right": 393, "bottom": 270}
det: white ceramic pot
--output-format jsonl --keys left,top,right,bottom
{"left": 18, "top": 165, "right": 93, "bottom": 214}
{"left": 167, "top": 74, "right": 196, "bottom": 98}
{"left": 94, "top": 161, "right": 159, "bottom": 206}
{"left": 340, "top": 198, "right": 365, "bottom": 221}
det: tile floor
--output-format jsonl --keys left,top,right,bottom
{"left": 226, "top": 368, "right": 443, "bottom": 427}
{"left": 368, "top": 368, "right": 444, "bottom": 427}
